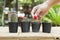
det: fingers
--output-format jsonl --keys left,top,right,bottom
{"left": 38, "top": 12, "right": 43, "bottom": 20}
{"left": 34, "top": 8, "right": 43, "bottom": 20}
{"left": 35, "top": 9, "right": 41, "bottom": 16}
{"left": 31, "top": 7, "right": 42, "bottom": 19}
{"left": 31, "top": 6, "right": 45, "bottom": 20}
{"left": 31, "top": 6, "right": 37, "bottom": 16}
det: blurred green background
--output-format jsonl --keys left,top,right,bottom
{"left": 0, "top": 0, "right": 60, "bottom": 26}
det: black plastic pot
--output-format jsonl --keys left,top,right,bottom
{"left": 8, "top": 22, "right": 18, "bottom": 33}
{"left": 42, "top": 22, "right": 52, "bottom": 33}
{"left": 31, "top": 22, "right": 41, "bottom": 32}
{"left": 21, "top": 22, "right": 30, "bottom": 32}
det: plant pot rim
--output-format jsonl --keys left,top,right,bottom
{"left": 8, "top": 22, "right": 18, "bottom": 23}
{"left": 42, "top": 22, "right": 51, "bottom": 23}
{"left": 21, "top": 21, "right": 30, "bottom": 22}
{"left": 31, "top": 22, "right": 41, "bottom": 23}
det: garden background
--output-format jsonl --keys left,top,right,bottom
{"left": 0, "top": 0, "right": 60, "bottom": 26}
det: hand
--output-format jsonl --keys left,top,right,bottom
{"left": 31, "top": 2, "right": 50, "bottom": 20}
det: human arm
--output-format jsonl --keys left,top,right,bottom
{"left": 31, "top": 0, "right": 60, "bottom": 19}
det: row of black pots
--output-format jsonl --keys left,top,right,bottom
{"left": 8, "top": 22, "right": 52, "bottom": 33}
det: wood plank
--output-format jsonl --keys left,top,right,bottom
{"left": 0, "top": 37, "right": 18, "bottom": 40}
{"left": 19, "top": 37, "right": 55, "bottom": 40}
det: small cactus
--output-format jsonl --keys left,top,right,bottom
{"left": 32, "top": 15, "right": 41, "bottom": 22}
{"left": 11, "top": 13, "right": 18, "bottom": 22}
{"left": 19, "top": 13, "right": 30, "bottom": 22}
{"left": 9, "top": 8, "right": 18, "bottom": 22}
{"left": 20, "top": 17, "right": 30, "bottom": 22}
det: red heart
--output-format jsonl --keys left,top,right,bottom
{"left": 20, "top": 16, "right": 24, "bottom": 19}
{"left": 33, "top": 15, "right": 38, "bottom": 20}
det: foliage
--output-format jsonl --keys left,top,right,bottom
{"left": 0, "top": 0, "right": 4, "bottom": 25}
{"left": 18, "top": 0, "right": 45, "bottom": 7}
{"left": 42, "top": 16, "right": 52, "bottom": 23}
{"left": 43, "top": 4, "right": 60, "bottom": 26}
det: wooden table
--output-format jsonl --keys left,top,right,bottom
{"left": 0, "top": 26, "right": 60, "bottom": 40}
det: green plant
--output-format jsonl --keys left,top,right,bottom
{"left": 43, "top": 6, "right": 60, "bottom": 26}
{"left": 42, "top": 16, "right": 52, "bottom": 23}
{"left": 49, "top": 8, "right": 60, "bottom": 26}
{"left": 11, "top": 13, "right": 18, "bottom": 22}
{"left": 10, "top": 8, "right": 18, "bottom": 22}
{"left": 21, "top": 17, "right": 30, "bottom": 22}
{"left": 20, "top": 15, "right": 30, "bottom": 22}
{"left": 31, "top": 15, "right": 41, "bottom": 22}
